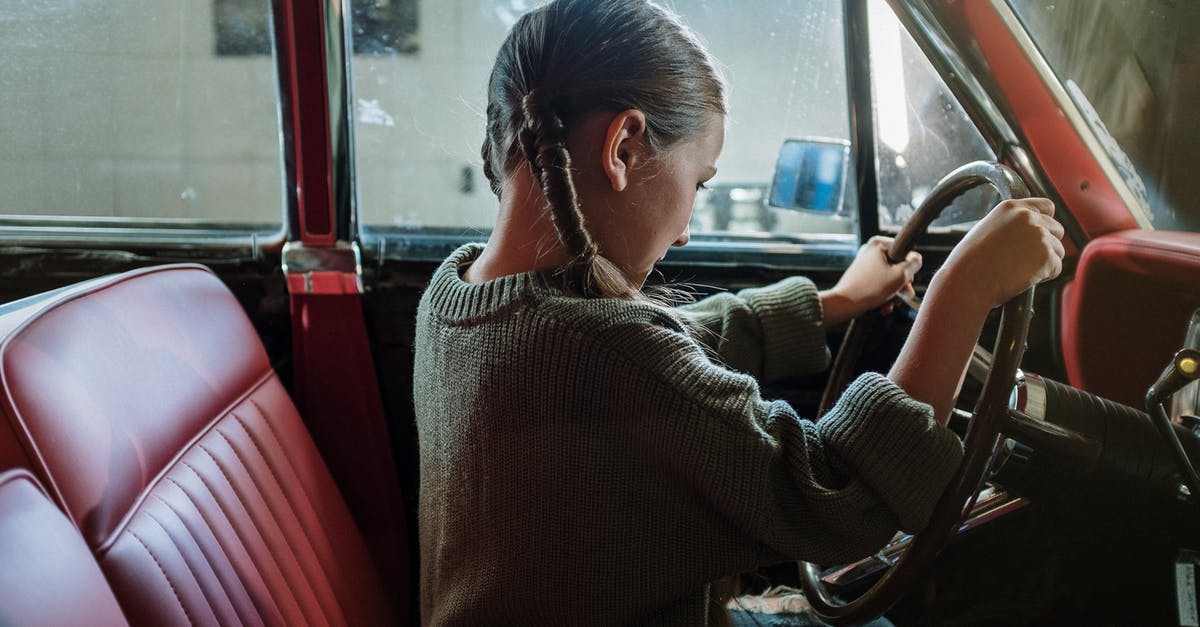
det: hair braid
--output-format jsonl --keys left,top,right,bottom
{"left": 519, "top": 90, "right": 634, "bottom": 298}
{"left": 483, "top": 0, "right": 726, "bottom": 299}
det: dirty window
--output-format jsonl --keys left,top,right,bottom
{"left": 1009, "top": 0, "right": 1200, "bottom": 232}
{"left": 349, "top": 0, "right": 856, "bottom": 241}
{"left": 868, "top": 0, "right": 996, "bottom": 232}
{"left": 0, "top": 1, "right": 284, "bottom": 230}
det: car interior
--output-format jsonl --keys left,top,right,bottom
{"left": 0, "top": 0, "right": 1198, "bottom": 625}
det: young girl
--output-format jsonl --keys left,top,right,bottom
{"left": 413, "top": 0, "right": 1065, "bottom": 624}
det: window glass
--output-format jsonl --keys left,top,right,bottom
{"left": 0, "top": 1, "right": 284, "bottom": 229}
{"left": 1008, "top": 0, "right": 1200, "bottom": 232}
{"left": 349, "top": 0, "right": 855, "bottom": 241}
{"left": 869, "top": 0, "right": 995, "bottom": 232}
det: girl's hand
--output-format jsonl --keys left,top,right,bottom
{"left": 821, "top": 236, "right": 922, "bottom": 328}
{"left": 889, "top": 197, "right": 1064, "bottom": 425}
{"left": 935, "top": 198, "right": 1066, "bottom": 313}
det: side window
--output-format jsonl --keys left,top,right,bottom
{"left": 0, "top": 2, "right": 284, "bottom": 233}
{"left": 869, "top": 0, "right": 996, "bottom": 232}
{"left": 348, "top": 0, "right": 857, "bottom": 253}
{"left": 682, "top": 0, "right": 854, "bottom": 239}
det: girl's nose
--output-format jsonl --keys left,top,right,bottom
{"left": 673, "top": 226, "right": 691, "bottom": 247}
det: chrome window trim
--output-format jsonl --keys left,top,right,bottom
{"left": 0, "top": 217, "right": 281, "bottom": 258}
{"left": 359, "top": 230, "right": 859, "bottom": 272}
{"left": 328, "top": 0, "right": 357, "bottom": 242}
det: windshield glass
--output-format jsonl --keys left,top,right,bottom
{"left": 1009, "top": 0, "right": 1200, "bottom": 232}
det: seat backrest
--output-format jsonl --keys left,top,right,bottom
{"left": 1062, "top": 230, "right": 1200, "bottom": 406}
{"left": 0, "top": 468, "right": 129, "bottom": 627}
{"left": 0, "top": 264, "right": 393, "bottom": 626}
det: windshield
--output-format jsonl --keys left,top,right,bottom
{"left": 1009, "top": 0, "right": 1200, "bottom": 232}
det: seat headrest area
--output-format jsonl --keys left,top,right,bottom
{"left": 0, "top": 264, "right": 272, "bottom": 549}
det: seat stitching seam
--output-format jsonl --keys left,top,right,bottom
{"left": 213, "top": 423, "right": 334, "bottom": 627}
{"left": 247, "top": 399, "right": 323, "bottom": 520}
{"left": 195, "top": 444, "right": 306, "bottom": 622}
{"left": 204, "top": 434, "right": 326, "bottom": 626}
{"left": 151, "top": 488, "right": 253, "bottom": 627}
{"left": 248, "top": 396, "right": 353, "bottom": 625}
{"left": 142, "top": 504, "right": 223, "bottom": 625}
{"left": 94, "top": 369, "right": 278, "bottom": 556}
{"left": 128, "top": 527, "right": 195, "bottom": 627}
{"left": 232, "top": 410, "right": 348, "bottom": 624}
{"left": 173, "top": 466, "right": 275, "bottom": 627}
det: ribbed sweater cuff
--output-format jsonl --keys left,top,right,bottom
{"left": 741, "top": 277, "right": 830, "bottom": 382}
{"left": 817, "top": 372, "right": 964, "bottom": 532}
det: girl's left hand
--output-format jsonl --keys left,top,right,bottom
{"left": 820, "top": 236, "right": 922, "bottom": 328}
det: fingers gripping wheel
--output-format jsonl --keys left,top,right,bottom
{"left": 801, "top": 161, "right": 1033, "bottom": 623}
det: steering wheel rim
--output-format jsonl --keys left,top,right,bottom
{"left": 799, "top": 161, "right": 1033, "bottom": 624}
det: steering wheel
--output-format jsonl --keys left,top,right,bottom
{"left": 799, "top": 161, "right": 1034, "bottom": 624}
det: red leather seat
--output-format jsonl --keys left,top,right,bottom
{"left": 0, "top": 468, "right": 129, "bottom": 627}
{"left": 0, "top": 264, "right": 395, "bottom": 626}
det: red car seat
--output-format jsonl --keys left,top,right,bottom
{"left": 0, "top": 264, "right": 395, "bottom": 626}
{"left": 0, "top": 468, "right": 129, "bottom": 627}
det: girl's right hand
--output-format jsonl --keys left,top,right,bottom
{"left": 888, "top": 198, "right": 1065, "bottom": 424}
{"left": 936, "top": 198, "right": 1066, "bottom": 311}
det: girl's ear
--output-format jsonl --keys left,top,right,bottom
{"left": 602, "top": 109, "right": 648, "bottom": 192}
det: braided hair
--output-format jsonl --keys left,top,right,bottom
{"left": 481, "top": 0, "right": 726, "bottom": 298}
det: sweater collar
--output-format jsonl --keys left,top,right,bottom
{"left": 422, "top": 243, "right": 564, "bottom": 321}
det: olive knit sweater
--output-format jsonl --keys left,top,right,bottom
{"left": 413, "top": 244, "right": 963, "bottom": 626}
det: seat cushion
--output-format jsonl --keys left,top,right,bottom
{"left": 0, "top": 264, "right": 393, "bottom": 626}
{"left": 0, "top": 468, "right": 129, "bottom": 627}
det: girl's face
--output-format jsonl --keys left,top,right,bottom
{"left": 586, "top": 114, "right": 725, "bottom": 285}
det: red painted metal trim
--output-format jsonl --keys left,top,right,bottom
{"left": 276, "top": 0, "right": 335, "bottom": 245}
{"left": 939, "top": 1, "right": 1137, "bottom": 239}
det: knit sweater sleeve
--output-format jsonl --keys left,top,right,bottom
{"left": 674, "top": 277, "right": 830, "bottom": 382}
{"left": 610, "top": 321, "right": 963, "bottom": 566}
